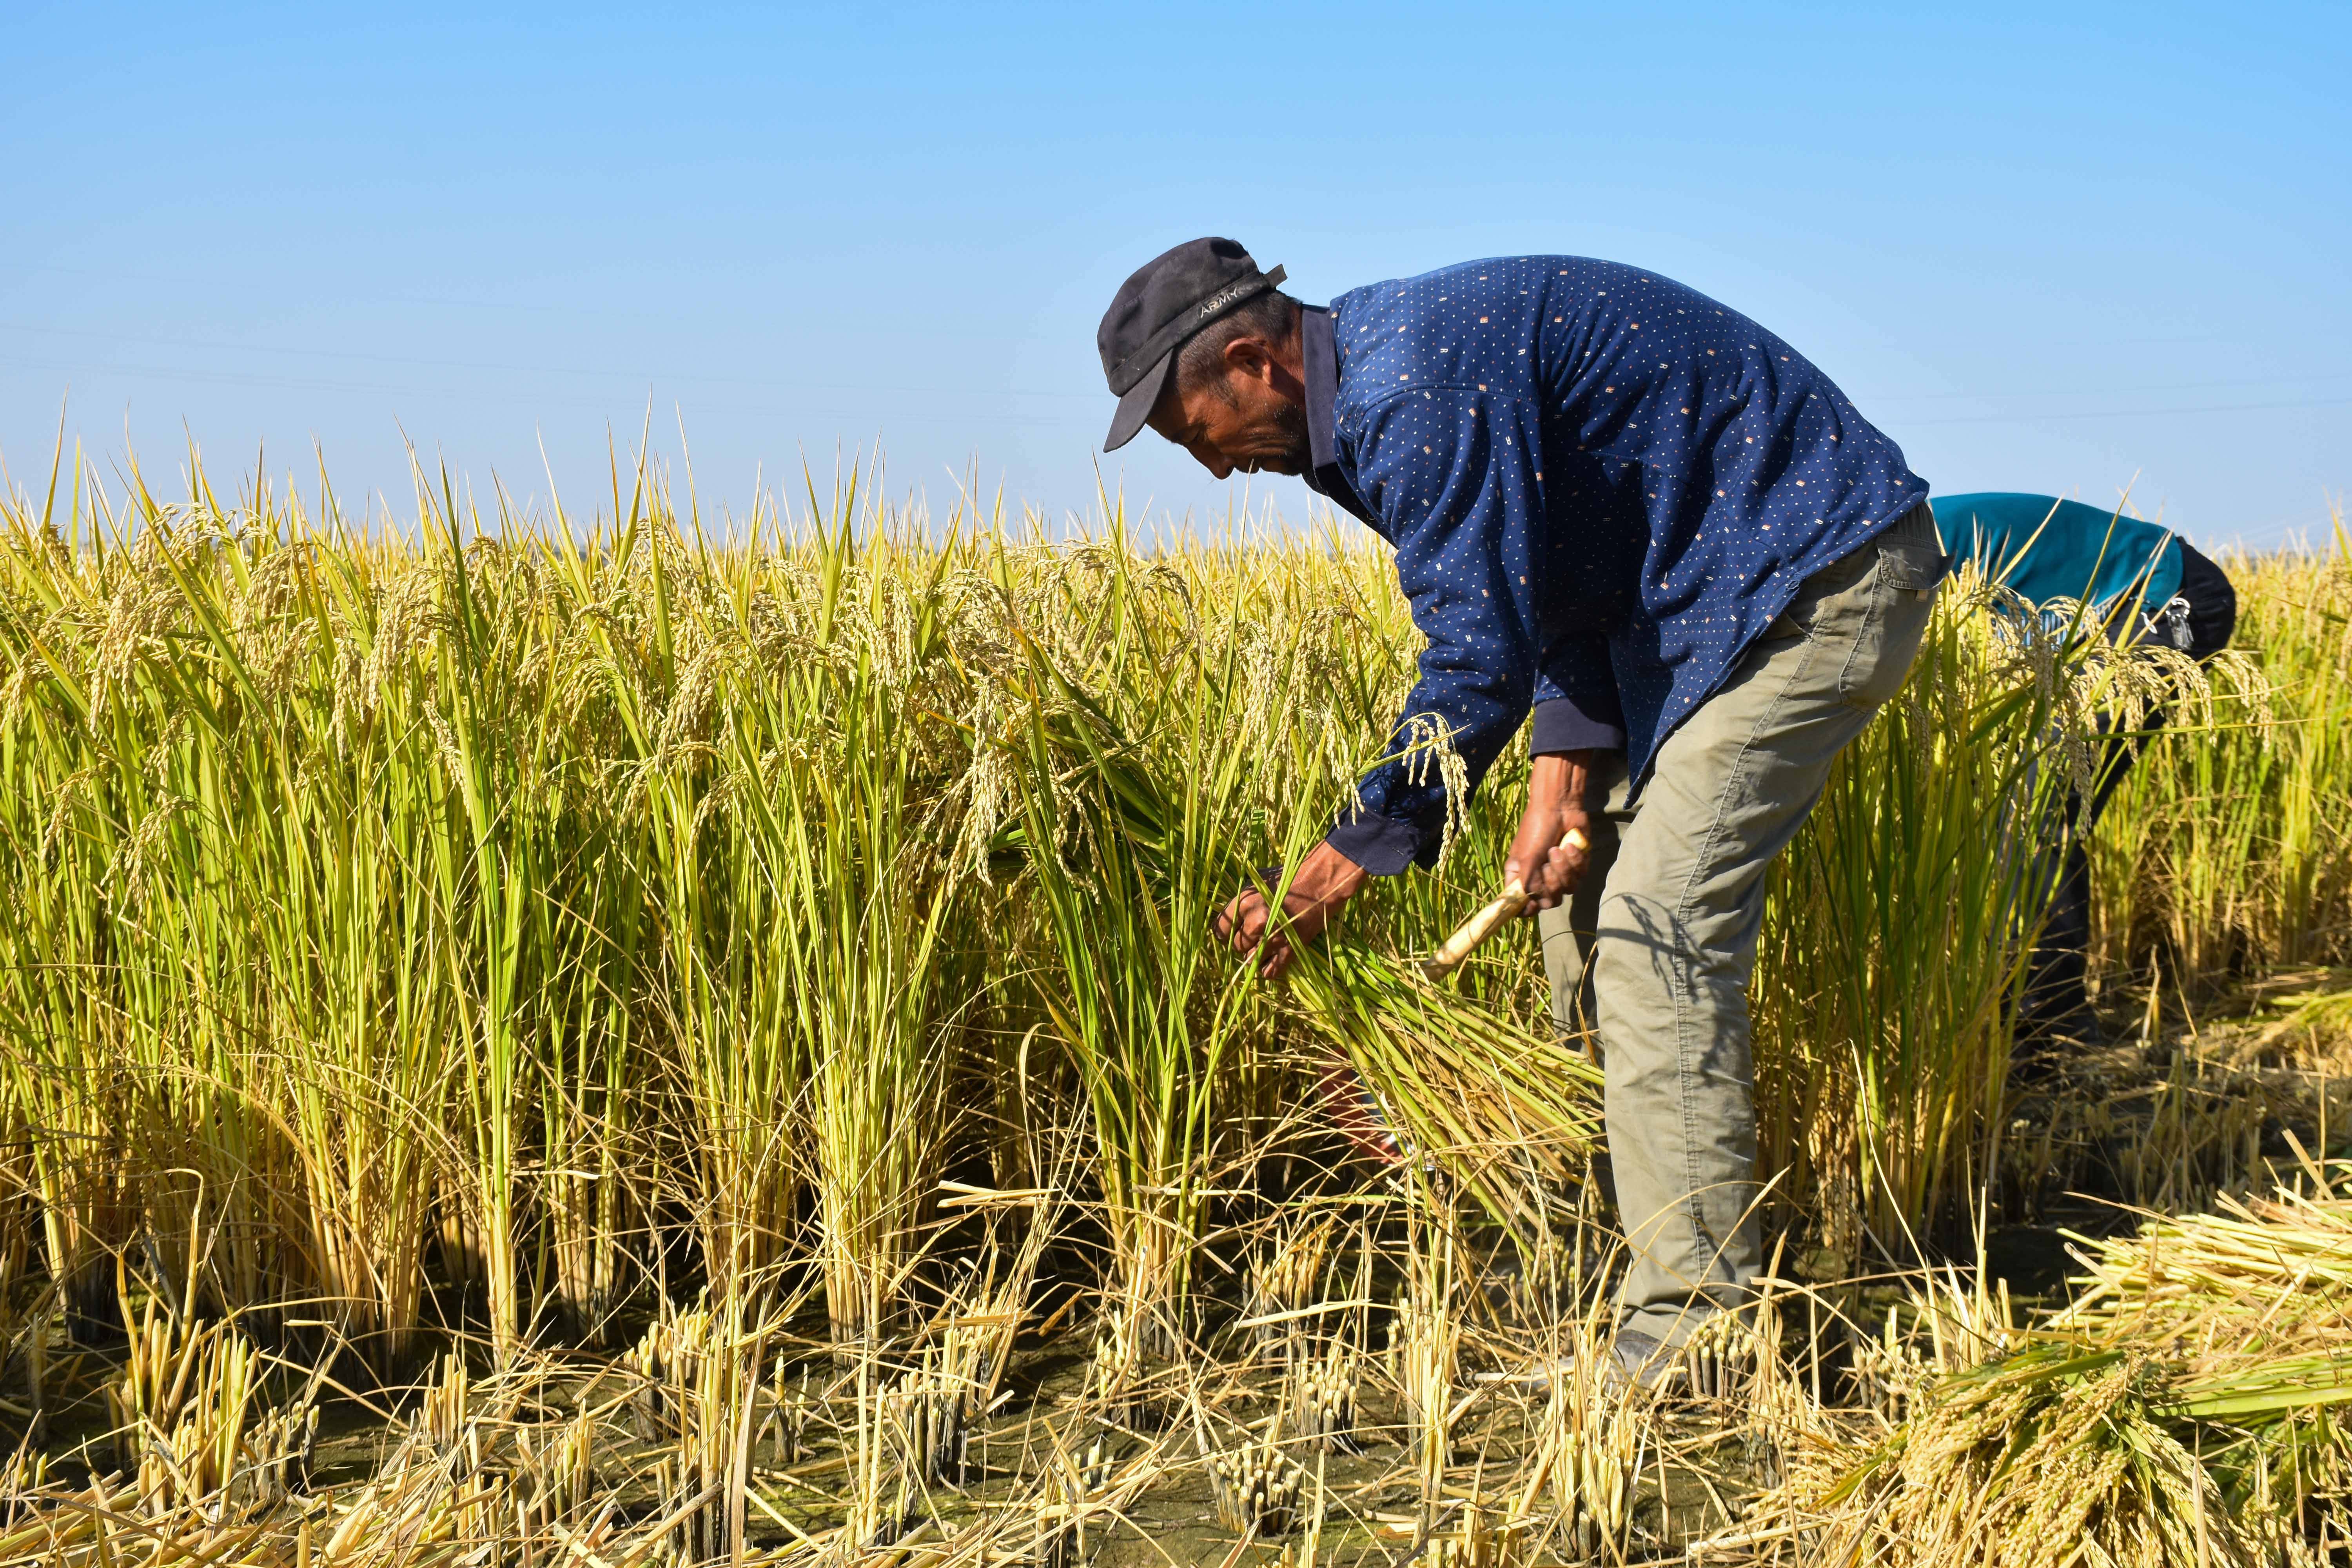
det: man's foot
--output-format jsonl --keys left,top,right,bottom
{"left": 1610, "top": 1328, "right": 1678, "bottom": 1389}
{"left": 1479, "top": 1328, "right": 1682, "bottom": 1394}
{"left": 1313, "top": 1060, "right": 1403, "bottom": 1167}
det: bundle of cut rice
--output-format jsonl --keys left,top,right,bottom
{"left": 1697, "top": 1176, "right": 2352, "bottom": 1565}
{"left": 1283, "top": 941, "right": 1602, "bottom": 1224}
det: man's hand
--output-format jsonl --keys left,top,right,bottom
{"left": 1216, "top": 839, "right": 1369, "bottom": 979}
{"left": 1506, "top": 751, "right": 1602, "bottom": 913}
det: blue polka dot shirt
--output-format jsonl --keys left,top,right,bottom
{"left": 1301, "top": 255, "right": 1929, "bottom": 875}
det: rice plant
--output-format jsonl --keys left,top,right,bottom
{"left": 995, "top": 532, "right": 1275, "bottom": 1365}
{"left": 0, "top": 445, "right": 2347, "bottom": 1563}
{"left": 2098, "top": 523, "right": 2352, "bottom": 987}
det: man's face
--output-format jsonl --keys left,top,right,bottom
{"left": 1145, "top": 338, "right": 1312, "bottom": 479}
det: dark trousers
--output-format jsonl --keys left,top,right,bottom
{"left": 2018, "top": 543, "right": 2237, "bottom": 1044}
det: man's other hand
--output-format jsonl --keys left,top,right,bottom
{"left": 1216, "top": 840, "right": 1369, "bottom": 979}
{"left": 1505, "top": 751, "right": 1602, "bottom": 912}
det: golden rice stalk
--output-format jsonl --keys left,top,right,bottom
{"left": 1511, "top": 1304, "right": 1649, "bottom": 1562}
{"left": 1283, "top": 940, "right": 1601, "bottom": 1225}
{"left": 1757, "top": 1347, "right": 2266, "bottom": 1568}
{"left": 2053, "top": 1181, "right": 2352, "bottom": 1367}
{"left": 1204, "top": 1432, "right": 1306, "bottom": 1540}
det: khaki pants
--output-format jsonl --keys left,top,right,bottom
{"left": 1539, "top": 501, "right": 1944, "bottom": 1346}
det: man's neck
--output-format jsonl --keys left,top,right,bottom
{"left": 1296, "top": 305, "right": 1372, "bottom": 525}
{"left": 1272, "top": 325, "right": 1307, "bottom": 396}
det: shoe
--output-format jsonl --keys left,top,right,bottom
{"left": 1477, "top": 1328, "right": 1681, "bottom": 1394}
{"left": 1611, "top": 1328, "right": 1679, "bottom": 1390}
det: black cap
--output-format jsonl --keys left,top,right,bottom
{"left": 1097, "top": 237, "right": 1287, "bottom": 452}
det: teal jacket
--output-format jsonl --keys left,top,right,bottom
{"left": 1931, "top": 493, "right": 2183, "bottom": 622}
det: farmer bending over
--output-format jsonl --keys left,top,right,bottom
{"left": 1931, "top": 492, "right": 2238, "bottom": 1060}
{"left": 1094, "top": 238, "right": 1947, "bottom": 1378}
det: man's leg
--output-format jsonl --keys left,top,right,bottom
{"left": 1594, "top": 501, "right": 1945, "bottom": 1347}
{"left": 2020, "top": 713, "right": 2154, "bottom": 1051}
{"left": 2018, "top": 785, "right": 2100, "bottom": 1049}
{"left": 1538, "top": 754, "right": 1632, "bottom": 1038}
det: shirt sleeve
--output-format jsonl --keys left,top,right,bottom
{"left": 1325, "top": 388, "right": 1552, "bottom": 875}
{"left": 1530, "top": 638, "right": 1626, "bottom": 754}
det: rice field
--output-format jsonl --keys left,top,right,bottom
{"left": 1, "top": 450, "right": 2348, "bottom": 1564}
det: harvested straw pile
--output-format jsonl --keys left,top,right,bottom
{"left": 1710, "top": 1172, "right": 2352, "bottom": 1564}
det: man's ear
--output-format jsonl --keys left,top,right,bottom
{"left": 1222, "top": 334, "right": 1279, "bottom": 386}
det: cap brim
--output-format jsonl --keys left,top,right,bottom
{"left": 1103, "top": 351, "right": 1175, "bottom": 452}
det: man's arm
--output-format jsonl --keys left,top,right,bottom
{"left": 1506, "top": 749, "right": 1606, "bottom": 911}
{"left": 1212, "top": 840, "right": 1367, "bottom": 977}
{"left": 1327, "top": 388, "right": 1557, "bottom": 867}
{"left": 1219, "top": 388, "right": 1553, "bottom": 975}
{"left": 1510, "top": 638, "right": 1626, "bottom": 910}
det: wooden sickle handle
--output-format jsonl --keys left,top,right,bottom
{"left": 1419, "top": 828, "right": 1589, "bottom": 982}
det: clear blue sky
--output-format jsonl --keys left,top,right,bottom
{"left": 5, "top": 2, "right": 2346, "bottom": 546}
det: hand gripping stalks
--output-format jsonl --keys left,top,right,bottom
{"left": 1421, "top": 828, "right": 1588, "bottom": 982}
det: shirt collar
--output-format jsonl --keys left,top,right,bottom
{"left": 1301, "top": 303, "right": 1340, "bottom": 474}
{"left": 1299, "top": 304, "right": 1374, "bottom": 524}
